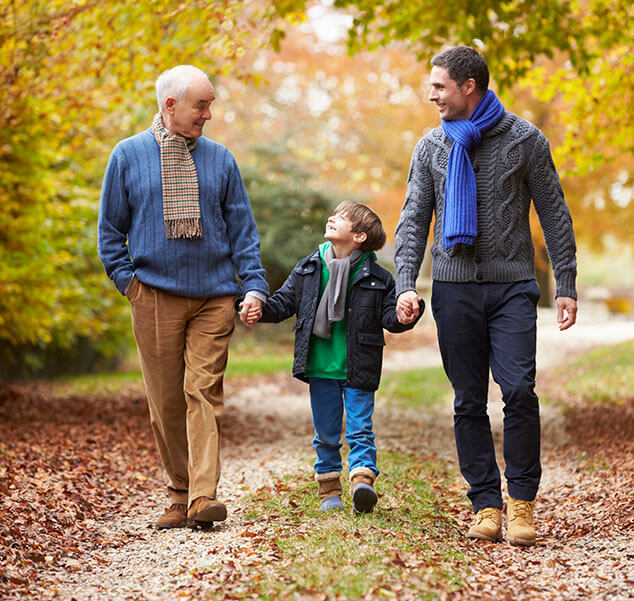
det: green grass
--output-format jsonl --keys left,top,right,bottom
{"left": 377, "top": 367, "right": 453, "bottom": 410}
{"left": 225, "top": 346, "right": 293, "bottom": 378}
{"left": 52, "top": 339, "right": 294, "bottom": 397}
{"left": 196, "top": 452, "right": 469, "bottom": 600}
{"left": 541, "top": 339, "right": 634, "bottom": 405}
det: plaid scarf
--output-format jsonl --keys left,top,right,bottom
{"left": 152, "top": 113, "right": 203, "bottom": 239}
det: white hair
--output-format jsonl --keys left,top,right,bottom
{"left": 155, "top": 65, "right": 209, "bottom": 110}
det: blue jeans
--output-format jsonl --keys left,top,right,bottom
{"left": 309, "top": 378, "right": 378, "bottom": 476}
{"left": 431, "top": 280, "right": 541, "bottom": 512}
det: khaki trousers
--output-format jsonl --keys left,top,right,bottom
{"left": 127, "top": 277, "right": 235, "bottom": 506}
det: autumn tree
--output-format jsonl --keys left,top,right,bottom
{"left": 271, "top": 0, "right": 633, "bottom": 170}
{"left": 2, "top": 0, "right": 632, "bottom": 375}
{"left": 264, "top": 0, "right": 633, "bottom": 296}
{"left": 244, "top": 145, "right": 347, "bottom": 291}
{"left": 0, "top": 0, "right": 284, "bottom": 375}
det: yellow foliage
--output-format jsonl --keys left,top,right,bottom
{"left": 0, "top": 0, "right": 280, "bottom": 354}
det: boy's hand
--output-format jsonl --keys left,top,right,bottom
{"left": 397, "top": 290, "right": 421, "bottom": 324}
{"left": 239, "top": 296, "right": 263, "bottom": 328}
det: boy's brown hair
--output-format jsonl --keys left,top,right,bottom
{"left": 333, "top": 201, "right": 386, "bottom": 252}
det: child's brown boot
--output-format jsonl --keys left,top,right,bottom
{"left": 350, "top": 467, "right": 378, "bottom": 514}
{"left": 316, "top": 471, "right": 344, "bottom": 511}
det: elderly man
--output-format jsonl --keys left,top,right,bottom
{"left": 98, "top": 65, "right": 268, "bottom": 529}
{"left": 395, "top": 47, "right": 577, "bottom": 546}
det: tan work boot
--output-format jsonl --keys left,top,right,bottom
{"left": 155, "top": 503, "right": 187, "bottom": 529}
{"left": 187, "top": 496, "right": 227, "bottom": 529}
{"left": 467, "top": 507, "right": 503, "bottom": 542}
{"left": 316, "top": 472, "right": 344, "bottom": 511}
{"left": 507, "top": 498, "right": 536, "bottom": 546}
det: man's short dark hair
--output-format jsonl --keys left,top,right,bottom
{"left": 431, "top": 46, "right": 489, "bottom": 95}
{"left": 333, "top": 201, "right": 386, "bottom": 252}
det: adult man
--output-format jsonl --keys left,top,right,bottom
{"left": 98, "top": 65, "right": 268, "bottom": 529}
{"left": 395, "top": 47, "right": 577, "bottom": 546}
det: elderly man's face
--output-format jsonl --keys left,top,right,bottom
{"left": 166, "top": 77, "right": 215, "bottom": 138}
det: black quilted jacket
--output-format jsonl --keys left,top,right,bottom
{"left": 260, "top": 249, "right": 423, "bottom": 391}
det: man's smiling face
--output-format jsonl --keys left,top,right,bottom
{"left": 428, "top": 65, "right": 471, "bottom": 121}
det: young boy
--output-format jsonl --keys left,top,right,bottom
{"left": 243, "top": 201, "right": 423, "bottom": 513}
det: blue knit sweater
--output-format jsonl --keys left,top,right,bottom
{"left": 98, "top": 129, "right": 268, "bottom": 299}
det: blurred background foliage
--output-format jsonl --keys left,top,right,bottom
{"left": 1, "top": 0, "right": 632, "bottom": 378}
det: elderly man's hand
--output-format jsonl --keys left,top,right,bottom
{"left": 396, "top": 290, "right": 420, "bottom": 325}
{"left": 239, "top": 295, "right": 263, "bottom": 328}
{"left": 556, "top": 296, "right": 577, "bottom": 331}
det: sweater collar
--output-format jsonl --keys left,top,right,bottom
{"left": 482, "top": 111, "right": 513, "bottom": 138}
{"left": 436, "top": 111, "right": 514, "bottom": 143}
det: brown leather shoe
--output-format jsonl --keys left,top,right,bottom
{"left": 187, "top": 496, "right": 227, "bottom": 529}
{"left": 155, "top": 503, "right": 187, "bottom": 529}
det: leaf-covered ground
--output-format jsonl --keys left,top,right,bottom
{"left": 1, "top": 321, "right": 633, "bottom": 600}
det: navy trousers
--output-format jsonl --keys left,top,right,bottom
{"left": 431, "top": 280, "right": 541, "bottom": 512}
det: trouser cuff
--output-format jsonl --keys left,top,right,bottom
{"left": 315, "top": 471, "right": 342, "bottom": 481}
{"left": 168, "top": 487, "right": 189, "bottom": 505}
{"left": 507, "top": 484, "right": 538, "bottom": 503}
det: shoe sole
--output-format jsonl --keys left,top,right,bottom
{"left": 466, "top": 531, "right": 502, "bottom": 543}
{"left": 508, "top": 535, "right": 536, "bottom": 547}
{"left": 155, "top": 521, "right": 187, "bottom": 530}
{"left": 187, "top": 504, "right": 228, "bottom": 529}
{"left": 352, "top": 484, "right": 378, "bottom": 514}
{"left": 320, "top": 497, "right": 344, "bottom": 512}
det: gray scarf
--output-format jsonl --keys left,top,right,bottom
{"left": 312, "top": 245, "right": 364, "bottom": 339}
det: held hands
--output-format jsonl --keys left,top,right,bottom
{"left": 239, "top": 295, "right": 263, "bottom": 328}
{"left": 397, "top": 290, "right": 422, "bottom": 325}
{"left": 556, "top": 296, "right": 577, "bottom": 331}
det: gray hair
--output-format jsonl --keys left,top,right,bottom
{"left": 155, "top": 65, "right": 209, "bottom": 110}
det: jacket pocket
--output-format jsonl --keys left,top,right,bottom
{"left": 356, "top": 331, "right": 385, "bottom": 346}
{"left": 358, "top": 278, "right": 387, "bottom": 291}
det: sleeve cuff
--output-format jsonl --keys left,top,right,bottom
{"left": 395, "top": 271, "right": 418, "bottom": 297}
{"left": 555, "top": 272, "right": 577, "bottom": 300}
{"left": 244, "top": 290, "right": 268, "bottom": 303}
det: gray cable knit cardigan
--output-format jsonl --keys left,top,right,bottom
{"left": 394, "top": 112, "right": 577, "bottom": 300}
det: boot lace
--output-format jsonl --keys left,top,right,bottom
{"left": 476, "top": 507, "right": 500, "bottom": 524}
{"left": 510, "top": 500, "right": 533, "bottom": 522}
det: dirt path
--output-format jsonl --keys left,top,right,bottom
{"left": 2, "top": 309, "right": 633, "bottom": 600}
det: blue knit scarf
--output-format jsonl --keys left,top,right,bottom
{"left": 441, "top": 90, "right": 505, "bottom": 249}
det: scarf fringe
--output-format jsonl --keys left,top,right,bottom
{"left": 165, "top": 218, "right": 203, "bottom": 240}
{"left": 152, "top": 113, "right": 203, "bottom": 241}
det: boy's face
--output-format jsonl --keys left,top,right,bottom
{"left": 325, "top": 212, "right": 354, "bottom": 242}
{"left": 325, "top": 212, "right": 366, "bottom": 248}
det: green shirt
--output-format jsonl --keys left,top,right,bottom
{"left": 305, "top": 242, "right": 371, "bottom": 380}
